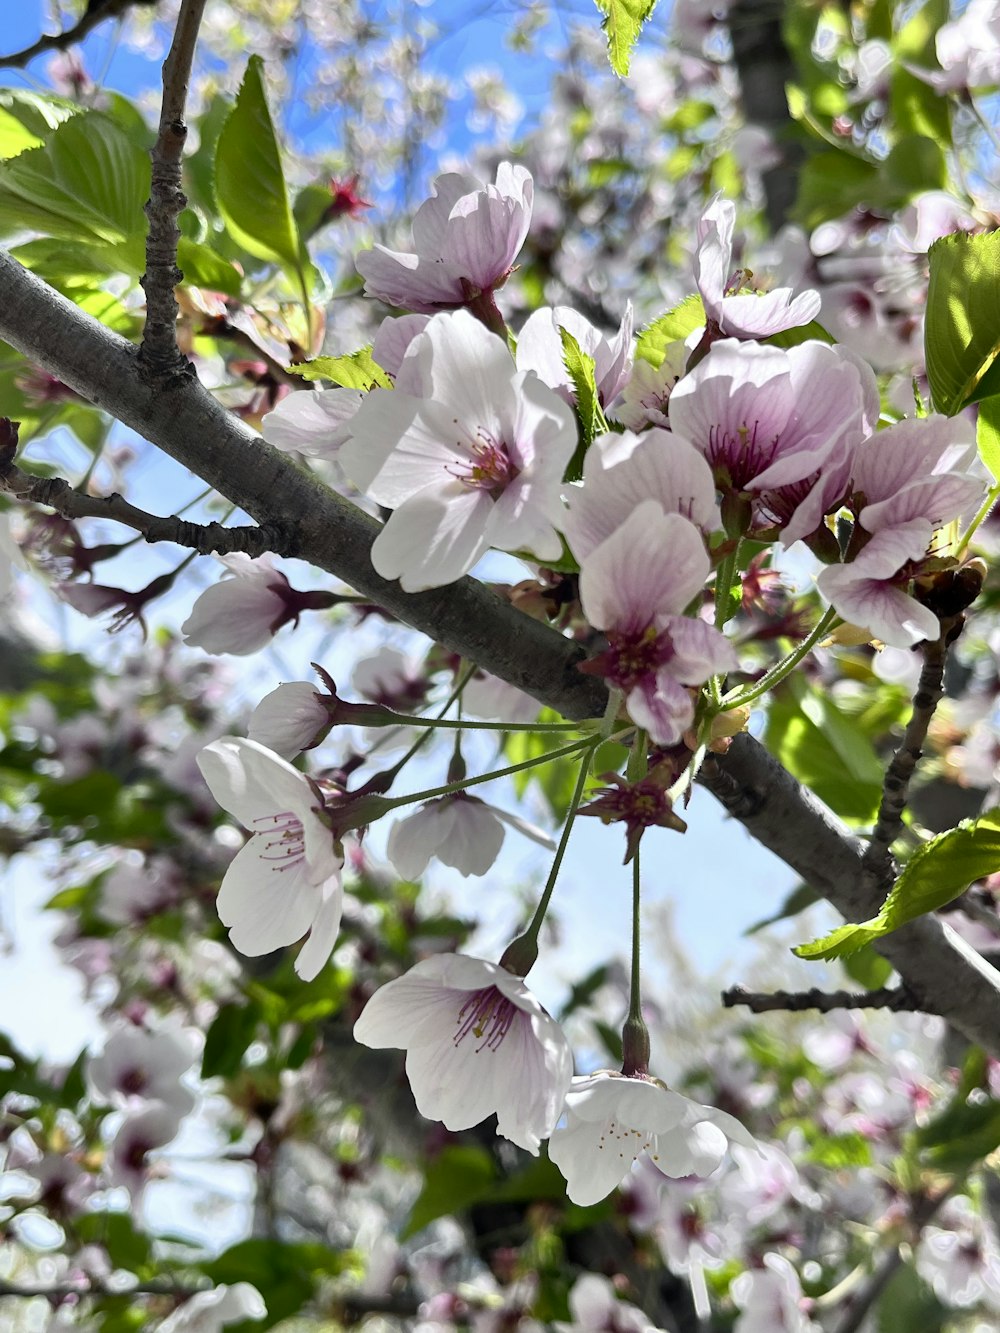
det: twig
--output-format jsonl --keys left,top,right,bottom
{"left": 956, "top": 891, "right": 1000, "bottom": 939}
{"left": 861, "top": 632, "right": 951, "bottom": 892}
{"left": 0, "top": 0, "right": 155, "bottom": 72}
{"left": 139, "top": 0, "right": 208, "bottom": 380}
{"left": 721, "top": 984, "right": 922, "bottom": 1014}
{"left": 831, "top": 1186, "right": 954, "bottom": 1333}
{"left": 0, "top": 448, "right": 286, "bottom": 558}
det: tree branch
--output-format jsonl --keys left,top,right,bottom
{"left": 2, "top": 249, "right": 1000, "bottom": 1056}
{"left": 862, "top": 630, "right": 951, "bottom": 891}
{"left": 0, "top": 1, "right": 157, "bottom": 72}
{"left": 0, "top": 447, "right": 285, "bottom": 557}
{"left": 139, "top": 0, "right": 208, "bottom": 379}
{"left": 699, "top": 734, "right": 1000, "bottom": 1057}
{"left": 721, "top": 984, "right": 921, "bottom": 1014}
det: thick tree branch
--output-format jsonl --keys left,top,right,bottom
{"left": 0, "top": 0, "right": 157, "bottom": 72}
{"left": 3, "top": 250, "right": 1000, "bottom": 1055}
{"left": 139, "top": 0, "right": 207, "bottom": 378}
{"left": 721, "top": 984, "right": 921, "bottom": 1014}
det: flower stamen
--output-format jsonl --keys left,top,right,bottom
{"left": 253, "top": 811, "right": 306, "bottom": 872}
{"left": 454, "top": 986, "right": 517, "bottom": 1051}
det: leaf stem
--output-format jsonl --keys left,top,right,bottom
{"left": 956, "top": 481, "right": 1000, "bottom": 557}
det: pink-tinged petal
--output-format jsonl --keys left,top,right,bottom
{"left": 580, "top": 504, "right": 710, "bottom": 631}
{"left": 816, "top": 521, "right": 940, "bottom": 647}
{"left": 355, "top": 243, "right": 462, "bottom": 312}
{"left": 854, "top": 415, "right": 982, "bottom": 532}
{"left": 649, "top": 1119, "right": 728, "bottom": 1177}
{"left": 248, "top": 683, "right": 329, "bottom": 760}
{"left": 353, "top": 975, "right": 464, "bottom": 1048}
{"left": 410, "top": 172, "right": 484, "bottom": 254}
{"left": 216, "top": 838, "right": 323, "bottom": 955}
{"left": 293, "top": 876, "right": 343, "bottom": 981}
{"left": 372, "top": 313, "right": 430, "bottom": 377}
{"left": 261, "top": 388, "right": 362, "bottom": 459}
{"left": 549, "top": 1111, "right": 640, "bottom": 1205}
{"left": 717, "top": 287, "right": 822, "bottom": 339}
{"left": 695, "top": 195, "right": 733, "bottom": 319}
{"left": 626, "top": 674, "right": 695, "bottom": 747}
{"left": 370, "top": 487, "right": 493, "bottom": 590}
{"left": 181, "top": 577, "right": 286, "bottom": 656}
{"left": 435, "top": 800, "right": 506, "bottom": 876}
{"left": 447, "top": 180, "right": 532, "bottom": 290}
{"left": 565, "top": 429, "right": 719, "bottom": 562}
{"left": 414, "top": 309, "right": 516, "bottom": 429}
{"left": 690, "top": 1101, "right": 764, "bottom": 1155}
{"left": 387, "top": 804, "right": 450, "bottom": 879}
{"left": 505, "top": 370, "right": 578, "bottom": 479}
{"left": 197, "top": 737, "right": 315, "bottom": 833}
{"left": 661, "top": 616, "right": 738, "bottom": 683}
{"left": 338, "top": 388, "right": 426, "bottom": 497}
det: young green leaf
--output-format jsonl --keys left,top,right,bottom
{"left": 594, "top": 0, "right": 660, "bottom": 76}
{"left": 559, "top": 325, "right": 604, "bottom": 482}
{"left": 925, "top": 231, "right": 1000, "bottom": 416}
{"left": 289, "top": 346, "right": 392, "bottom": 390}
{"left": 795, "top": 810, "right": 1000, "bottom": 960}
{"left": 977, "top": 395, "right": 1000, "bottom": 482}
{"left": 215, "top": 56, "right": 304, "bottom": 282}
{"left": 635, "top": 295, "right": 705, "bottom": 368}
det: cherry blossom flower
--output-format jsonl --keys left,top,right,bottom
{"left": 352, "top": 646, "right": 429, "bottom": 711}
{"left": 696, "top": 197, "right": 821, "bottom": 338}
{"left": 261, "top": 387, "right": 364, "bottom": 466}
{"left": 816, "top": 415, "right": 985, "bottom": 646}
{"left": 356, "top": 163, "right": 533, "bottom": 313}
{"left": 89, "top": 1027, "right": 197, "bottom": 1118}
{"left": 98, "top": 856, "right": 180, "bottom": 926}
{"left": 615, "top": 344, "right": 687, "bottom": 431}
{"left": 548, "top": 1070, "right": 760, "bottom": 1206}
{"left": 578, "top": 502, "right": 736, "bottom": 745}
{"left": 908, "top": 0, "right": 1000, "bottom": 92}
{"left": 353, "top": 954, "right": 573, "bottom": 1153}
{"left": 372, "top": 313, "right": 431, "bottom": 378}
{"left": 157, "top": 1284, "right": 267, "bottom": 1333}
{"left": 668, "top": 338, "right": 877, "bottom": 543}
{"left": 516, "top": 303, "right": 634, "bottom": 408}
{"left": 196, "top": 737, "right": 343, "bottom": 981}
{"left": 563, "top": 428, "right": 719, "bottom": 563}
{"left": 731, "top": 1254, "right": 818, "bottom": 1333}
{"left": 816, "top": 524, "right": 942, "bottom": 647}
{"left": 555, "top": 1274, "right": 664, "bottom": 1332}
{"left": 339, "top": 310, "right": 576, "bottom": 590}
{"left": 248, "top": 682, "right": 331, "bottom": 759}
{"left": 108, "top": 1104, "right": 185, "bottom": 1198}
{"left": 387, "top": 793, "right": 554, "bottom": 880}
{"left": 182, "top": 555, "right": 304, "bottom": 656}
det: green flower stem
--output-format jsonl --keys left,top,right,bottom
{"left": 720, "top": 605, "right": 840, "bottom": 710}
{"left": 713, "top": 548, "right": 739, "bottom": 630}
{"left": 520, "top": 744, "right": 598, "bottom": 950}
{"left": 626, "top": 728, "right": 648, "bottom": 782}
{"left": 374, "top": 663, "right": 477, "bottom": 779}
{"left": 956, "top": 482, "right": 1000, "bottom": 558}
{"left": 383, "top": 734, "right": 597, "bottom": 811}
{"left": 388, "top": 715, "right": 584, "bottom": 733}
{"left": 628, "top": 847, "right": 642, "bottom": 1023}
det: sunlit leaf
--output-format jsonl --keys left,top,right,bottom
{"left": 289, "top": 346, "right": 391, "bottom": 389}
{"left": 926, "top": 231, "right": 1000, "bottom": 415}
{"left": 795, "top": 810, "right": 1000, "bottom": 959}
{"left": 593, "top": 0, "right": 659, "bottom": 76}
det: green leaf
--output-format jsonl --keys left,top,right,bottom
{"left": 765, "top": 674, "right": 884, "bottom": 824}
{"left": 0, "top": 111, "right": 149, "bottom": 245}
{"left": 925, "top": 231, "right": 1000, "bottom": 415}
{"left": 202, "top": 1238, "right": 350, "bottom": 1328}
{"left": 795, "top": 810, "right": 1000, "bottom": 960}
{"left": 0, "top": 108, "right": 43, "bottom": 158}
{"left": 804, "top": 1129, "right": 872, "bottom": 1168}
{"left": 794, "top": 151, "right": 879, "bottom": 230}
{"left": 635, "top": 295, "right": 705, "bottom": 367}
{"left": 593, "top": 0, "right": 659, "bottom": 76}
{"left": 0, "top": 89, "right": 78, "bottom": 152}
{"left": 215, "top": 56, "right": 304, "bottom": 281}
{"left": 744, "top": 883, "right": 820, "bottom": 935}
{"left": 289, "top": 346, "right": 391, "bottom": 389}
{"left": 176, "top": 237, "right": 243, "bottom": 296}
{"left": 889, "top": 0, "right": 952, "bottom": 144}
{"left": 876, "top": 1265, "right": 947, "bottom": 1333}
{"left": 841, "top": 942, "right": 893, "bottom": 989}
{"left": 881, "top": 134, "right": 947, "bottom": 197}
{"left": 202, "top": 1001, "right": 261, "bottom": 1078}
{"left": 913, "top": 1076, "right": 1000, "bottom": 1173}
{"left": 977, "top": 396, "right": 1000, "bottom": 481}
{"left": 403, "top": 1146, "right": 497, "bottom": 1238}
{"left": 559, "top": 325, "right": 602, "bottom": 482}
